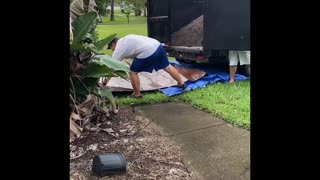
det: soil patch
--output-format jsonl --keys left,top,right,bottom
{"left": 171, "top": 15, "right": 203, "bottom": 47}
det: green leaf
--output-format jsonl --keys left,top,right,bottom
{"left": 95, "top": 33, "right": 117, "bottom": 52}
{"left": 91, "top": 55, "right": 130, "bottom": 72}
{"left": 72, "top": 12, "right": 97, "bottom": 43}
{"left": 84, "top": 44, "right": 99, "bottom": 54}
{"left": 73, "top": 77, "right": 99, "bottom": 96}
{"left": 83, "top": 87, "right": 116, "bottom": 106}
{"left": 70, "top": 43, "right": 86, "bottom": 53}
{"left": 97, "top": 88, "right": 116, "bottom": 106}
{"left": 113, "top": 70, "right": 129, "bottom": 80}
{"left": 98, "top": 88, "right": 114, "bottom": 99}
{"left": 82, "top": 33, "right": 93, "bottom": 42}
{"left": 95, "top": 52, "right": 105, "bottom": 55}
{"left": 82, "top": 63, "right": 114, "bottom": 78}
{"left": 89, "top": 27, "right": 99, "bottom": 43}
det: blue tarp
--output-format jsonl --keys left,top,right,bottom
{"left": 160, "top": 62, "right": 250, "bottom": 96}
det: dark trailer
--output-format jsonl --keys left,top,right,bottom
{"left": 147, "top": 0, "right": 250, "bottom": 66}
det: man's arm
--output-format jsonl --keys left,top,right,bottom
{"left": 111, "top": 44, "right": 127, "bottom": 61}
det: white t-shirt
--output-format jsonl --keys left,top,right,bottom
{"left": 112, "top": 34, "right": 161, "bottom": 61}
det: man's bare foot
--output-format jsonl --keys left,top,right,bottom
{"left": 131, "top": 92, "right": 143, "bottom": 98}
{"left": 178, "top": 83, "right": 187, "bottom": 89}
{"left": 229, "top": 80, "right": 235, "bottom": 83}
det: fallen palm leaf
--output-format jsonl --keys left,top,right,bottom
{"left": 84, "top": 126, "right": 101, "bottom": 132}
{"left": 71, "top": 112, "right": 82, "bottom": 121}
{"left": 70, "top": 133, "right": 76, "bottom": 143}
{"left": 102, "top": 128, "right": 119, "bottom": 138}
{"left": 83, "top": 114, "right": 96, "bottom": 126}
{"left": 78, "top": 94, "right": 96, "bottom": 109}
{"left": 70, "top": 119, "right": 82, "bottom": 138}
{"left": 78, "top": 106, "right": 91, "bottom": 116}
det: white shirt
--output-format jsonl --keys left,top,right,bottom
{"left": 112, "top": 34, "right": 161, "bottom": 61}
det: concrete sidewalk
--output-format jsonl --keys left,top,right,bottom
{"left": 136, "top": 102, "right": 250, "bottom": 180}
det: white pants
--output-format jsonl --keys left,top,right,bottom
{"left": 229, "top": 51, "right": 250, "bottom": 66}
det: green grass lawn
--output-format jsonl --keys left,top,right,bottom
{"left": 96, "top": 17, "right": 251, "bottom": 129}
{"left": 180, "top": 81, "right": 250, "bottom": 128}
{"left": 96, "top": 24, "right": 147, "bottom": 56}
{"left": 115, "top": 81, "right": 250, "bottom": 129}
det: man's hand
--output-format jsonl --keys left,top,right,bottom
{"left": 98, "top": 77, "right": 109, "bottom": 89}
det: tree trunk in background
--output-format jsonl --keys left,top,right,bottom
{"left": 110, "top": 0, "right": 115, "bottom": 21}
{"left": 143, "top": 0, "right": 147, "bottom": 17}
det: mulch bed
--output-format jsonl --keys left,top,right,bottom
{"left": 171, "top": 15, "right": 203, "bottom": 47}
{"left": 70, "top": 107, "right": 197, "bottom": 180}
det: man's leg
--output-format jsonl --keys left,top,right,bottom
{"left": 238, "top": 51, "right": 251, "bottom": 77}
{"left": 164, "top": 65, "right": 185, "bottom": 87}
{"left": 129, "top": 71, "right": 141, "bottom": 97}
{"left": 229, "top": 65, "right": 237, "bottom": 83}
{"left": 238, "top": 51, "right": 251, "bottom": 65}
{"left": 228, "top": 51, "right": 239, "bottom": 83}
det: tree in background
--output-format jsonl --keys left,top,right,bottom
{"left": 110, "top": 0, "right": 115, "bottom": 21}
{"left": 126, "top": 0, "right": 144, "bottom": 16}
{"left": 116, "top": 0, "right": 125, "bottom": 8}
{"left": 143, "top": 0, "right": 147, "bottom": 17}
{"left": 96, "top": 0, "right": 110, "bottom": 17}
{"left": 121, "top": 6, "right": 133, "bottom": 24}
{"left": 118, "top": 0, "right": 145, "bottom": 17}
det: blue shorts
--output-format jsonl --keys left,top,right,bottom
{"left": 130, "top": 45, "right": 170, "bottom": 73}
